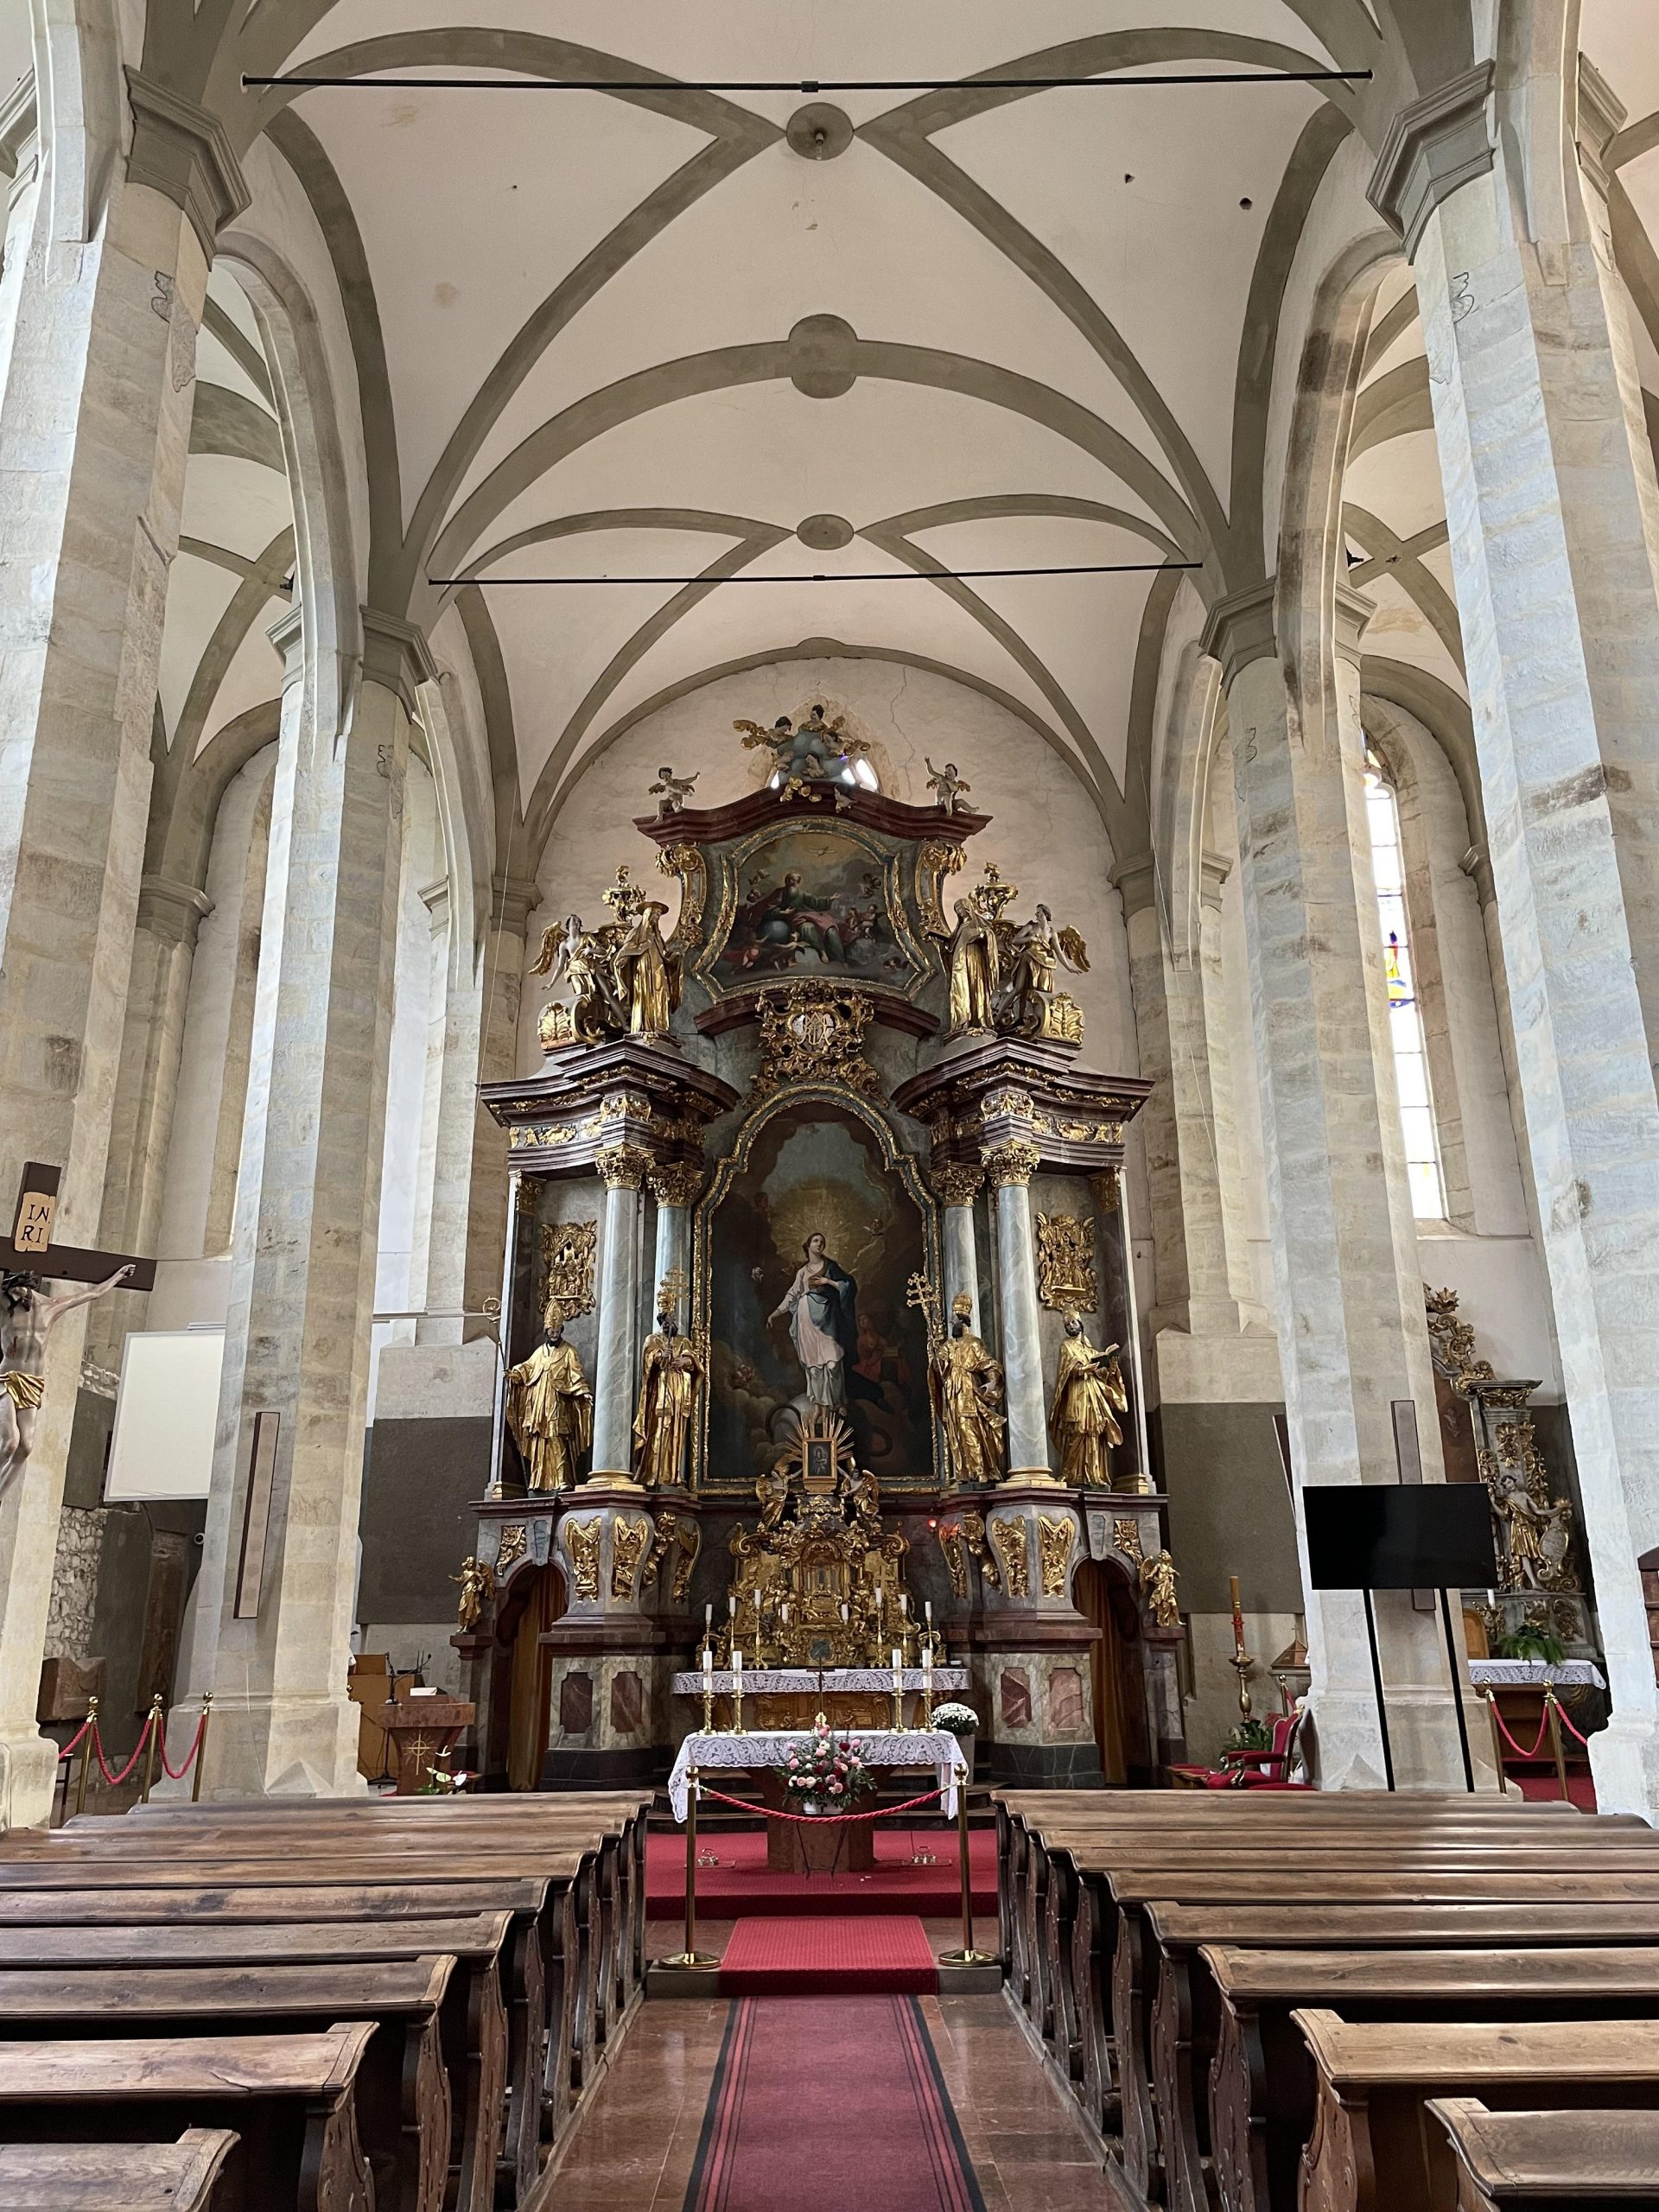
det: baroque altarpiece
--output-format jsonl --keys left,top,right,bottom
{"left": 454, "top": 715, "right": 1185, "bottom": 1789}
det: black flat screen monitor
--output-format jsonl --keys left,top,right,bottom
{"left": 1303, "top": 1483, "right": 1497, "bottom": 1591}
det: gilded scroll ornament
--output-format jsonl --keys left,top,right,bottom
{"left": 751, "top": 982, "right": 878, "bottom": 1096}
{"left": 1114, "top": 1516, "right": 1144, "bottom": 1563}
{"left": 961, "top": 1505, "right": 1000, "bottom": 1590}
{"left": 497, "top": 1523, "right": 528, "bottom": 1573}
{"left": 611, "top": 1514, "right": 652, "bottom": 1599}
{"left": 937, "top": 1520, "right": 969, "bottom": 1600}
{"left": 649, "top": 1162, "right": 703, "bottom": 1210}
{"left": 540, "top": 1220, "right": 596, "bottom": 1326}
{"left": 1037, "top": 1513, "right": 1075, "bottom": 1597}
{"left": 1423, "top": 1285, "right": 1494, "bottom": 1388}
{"left": 565, "top": 1517, "right": 601, "bottom": 1603}
{"left": 670, "top": 1514, "right": 702, "bottom": 1603}
{"left": 1035, "top": 1212, "right": 1098, "bottom": 1313}
{"left": 917, "top": 840, "right": 966, "bottom": 935}
{"left": 989, "top": 1515, "right": 1029, "bottom": 1598}
{"left": 658, "top": 843, "right": 707, "bottom": 952}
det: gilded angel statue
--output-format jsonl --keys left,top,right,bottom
{"left": 1004, "top": 903, "right": 1090, "bottom": 1039}
{"left": 528, "top": 913, "right": 618, "bottom": 1043}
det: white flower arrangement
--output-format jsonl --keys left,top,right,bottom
{"left": 930, "top": 1701, "right": 980, "bottom": 1738}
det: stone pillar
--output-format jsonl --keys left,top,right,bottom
{"left": 462, "top": 873, "right": 537, "bottom": 1330}
{"left": 168, "top": 605, "right": 427, "bottom": 1798}
{"left": 81, "top": 875, "right": 214, "bottom": 1378}
{"left": 0, "top": 81, "right": 247, "bottom": 1827}
{"left": 934, "top": 1163, "right": 982, "bottom": 1330}
{"left": 1370, "top": 60, "right": 1659, "bottom": 1812}
{"left": 649, "top": 1162, "right": 700, "bottom": 1313}
{"left": 588, "top": 1145, "right": 650, "bottom": 1484}
{"left": 1208, "top": 583, "right": 1481, "bottom": 1789}
{"left": 982, "top": 1140, "right": 1052, "bottom": 1483}
{"left": 1115, "top": 852, "right": 1257, "bottom": 1338}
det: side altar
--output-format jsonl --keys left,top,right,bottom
{"left": 451, "top": 709, "right": 1185, "bottom": 1790}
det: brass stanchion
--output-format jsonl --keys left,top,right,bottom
{"left": 938, "top": 1764, "right": 994, "bottom": 1967}
{"left": 1545, "top": 1684, "right": 1572, "bottom": 1804}
{"left": 139, "top": 1694, "right": 162, "bottom": 1803}
{"left": 191, "top": 1692, "right": 213, "bottom": 1803}
{"left": 74, "top": 1696, "right": 98, "bottom": 1816}
{"left": 1482, "top": 1688, "right": 1509, "bottom": 1794}
{"left": 658, "top": 1764, "right": 720, "bottom": 1971}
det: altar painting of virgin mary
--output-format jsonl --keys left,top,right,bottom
{"left": 705, "top": 1105, "right": 933, "bottom": 1484}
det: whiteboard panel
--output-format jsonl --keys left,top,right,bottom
{"left": 105, "top": 1329, "right": 225, "bottom": 1502}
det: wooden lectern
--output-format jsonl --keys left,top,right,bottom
{"left": 377, "top": 1694, "right": 475, "bottom": 1794}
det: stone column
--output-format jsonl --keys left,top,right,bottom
{"left": 463, "top": 873, "right": 537, "bottom": 1330}
{"left": 1115, "top": 852, "right": 1257, "bottom": 1339}
{"left": 1209, "top": 584, "right": 1480, "bottom": 1789}
{"left": 168, "top": 605, "right": 427, "bottom": 1798}
{"left": 648, "top": 1162, "right": 701, "bottom": 1314}
{"left": 81, "top": 875, "right": 214, "bottom": 1379}
{"left": 982, "top": 1140, "right": 1052, "bottom": 1482}
{"left": 1370, "top": 60, "right": 1659, "bottom": 1811}
{"left": 0, "top": 82, "right": 247, "bottom": 1827}
{"left": 933, "top": 1163, "right": 982, "bottom": 1331}
{"left": 588, "top": 1144, "right": 651, "bottom": 1484}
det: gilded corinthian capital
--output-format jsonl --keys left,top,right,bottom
{"left": 932, "top": 1163, "right": 984, "bottom": 1209}
{"left": 649, "top": 1162, "right": 703, "bottom": 1209}
{"left": 596, "top": 1143, "right": 652, "bottom": 1190}
{"left": 982, "top": 1139, "right": 1041, "bottom": 1189}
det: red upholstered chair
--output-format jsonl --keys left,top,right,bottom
{"left": 1167, "top": 1708, "right": 1311, "bottom": 1791}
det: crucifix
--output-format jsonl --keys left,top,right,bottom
{"left": 0, "top": 1162, "right": 153, "bottom": 1503}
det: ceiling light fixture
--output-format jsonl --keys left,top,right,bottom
{"left": 428, "top": 562, "right": 1204, "bottom": 586}
{"left": 245, "top": 69, "right": 1370, "bottom": 94}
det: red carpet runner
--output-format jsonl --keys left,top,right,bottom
{"left": 646, "top": 1826, "right": 997, "bottom": 1917}
{"left": 719, "top": 1914, "right": 937, "bottom": 1995}
{"left": 684, "top": 1994, "right": 984, "bottom": 2212}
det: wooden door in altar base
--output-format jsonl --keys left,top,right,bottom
{"left": 760, "top": 1770, "right": 875, "bottom": 1872}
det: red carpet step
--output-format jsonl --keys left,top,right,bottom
{"left": 719, "top": 1915, "right": 938, "bottom": 1995}
{"left": 646, "top": 1826, "right": 997, "bottom": 1917}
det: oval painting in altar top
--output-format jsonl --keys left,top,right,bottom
{"left": 705, "top": 823, "right": 920, "bottom": 992}
{"left": 702, "top": 1101, "right": 937, "bottom": 1488}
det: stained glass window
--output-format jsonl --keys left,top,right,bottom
{"left": 1363, "top": 747, "right": 1446, "bottom": 1220}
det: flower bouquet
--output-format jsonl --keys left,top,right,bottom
{"left": 773, "top": 1718, "right": 875, "bottom": 1816}
{"left": 930, "top": 1701, "right": 979, "bottom": 1739}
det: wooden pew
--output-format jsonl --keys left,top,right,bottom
{"left": 0, "top": 1962, "right": 453, "bottom": 2212}
{"left": 0, "top": 1858, "right": 571, "bottom": 2209}
{"left": 0, "top": 2130, "right": 239, "bottom": 2212}
{"left": 1293, "top": 2013, "right": 1659, "bottom": 2212}
{"left": 0, "top": 2024, "right": 377, "bottom": 2212}
{"left": 1427, "top": 2098, "right": 1659, "bottom": 2209}
{"left": 0, "top": 1918, "right": 511, "bottom": 2212}
{"left": 1200, "top": 1946, "right": 1659, "bottom": 2212}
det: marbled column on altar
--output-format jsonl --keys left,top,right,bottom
{"left": 934, "top": 1163, "right": 983, "bottom": 1331}
{"left": 477, "top": 1039, "right": 735, "bottom": 1784}
{"left": 894, "top": 1041, "right": 1157, "bottom": 1783}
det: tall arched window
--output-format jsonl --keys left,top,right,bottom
{"left": 1363, "top": 747, "right": 1446, "bottom": 1220}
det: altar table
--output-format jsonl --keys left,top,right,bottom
{"left": 666, "top": 1727, "right": 969, "bottom": 1824}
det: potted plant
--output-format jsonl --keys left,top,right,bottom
{"left": 930, "top": 1701, "right": 979, "bottom": 1740}
{"left": 1494, "top": 1627, "right": 1567, "bottom": 1668}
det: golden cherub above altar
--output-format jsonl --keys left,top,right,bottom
{"left": 710, "top": 1408, "right": 922, "bottom": 1668}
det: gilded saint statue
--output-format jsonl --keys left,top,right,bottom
{"left": 1048, "top": 1312, "right": 1127, "bottom": 1488}
{"left": 632, "top": 1281, "right": 705, "bottom": 1488}
{"left": 451, "top": 1555, "right": 493, "bottom": 1630}
{"left": 1491, "top": 1471, "right": 1567, "bottom": 1591}
{"left": 940, "top": 896, "right": 1001, "bottom": 1036}
{"left": 504, "top": 1310, "right": 594, "bottom": 1491}
{"left": 605, "top": 868, "right": 680, "bottom": 1037}
{"left": 928, "top": 1291, "right": 1007, "bottom": 1487}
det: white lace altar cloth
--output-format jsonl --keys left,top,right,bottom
{"left": 1468, "top": 1659, "right": 1605, "bottom": 1688}
{"left": 669, "top": 1668, "right": 969, "bottom": 1695}
{"left": 667, "top": 1727, "right": 969, "bottom": 1822}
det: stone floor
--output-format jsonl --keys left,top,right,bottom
{"left": 552, "top": 1976, "right": 1132, "bottom": 2211}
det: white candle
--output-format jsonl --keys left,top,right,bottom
{"left": 840, "top": 1602, "right": 849, "bottom": 1623}
{"left": 728, "top": 1592, "right": 736, "bottom": 1619}
{"left": 705, "top": 1602, "right": 713, "bottom": 1636}
{"left": 899, "top": 1592, "right": 908, "bottom": 1618}
{"left": 733, "top": 1648, "right": 743, "bottom": 1686}
{"left": 925, "top": 1600, "right": 933, "bottom": 1625}
{"left": 702, "top": 1644, "right": 714, "bottom": 1693}
{"left": 891, "top": 1646, "right": 902, "bottom": 1693}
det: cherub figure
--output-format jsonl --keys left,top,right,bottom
{"left": 925, "top": 758, "right": 971, "bottom": 814}
{"left": 756, "top": 1460, "right": 791, "bottom": 1533}
{"left": 649, "top": 766, "right": 699, "bottom": 817}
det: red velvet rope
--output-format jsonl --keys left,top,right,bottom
{"left": 92, "top": 1713, "right": 155, "bottom": 1789}
{"left": 1485, "top": 1699, "right": 1553, "bottom": 1760}
{"left": 54, "top": 1717, "right": 93, "bottom": 1762}
{"left": 1548, "top": 1694, "right": 1595, "bottom": 1750}
{"left": 159, "top": 1710, "right": 207, "bottom": 1781}
{"left": 699, "top": 1783, "right": 947, "bottom": 1824}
